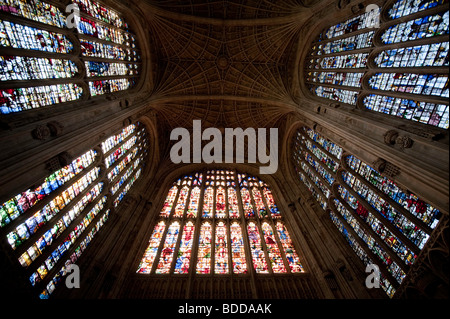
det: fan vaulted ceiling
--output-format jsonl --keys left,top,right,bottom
{"left": 134, "top": 0, "right": 324, "bottom": 132}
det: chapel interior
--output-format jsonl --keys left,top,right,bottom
{"left": 0, "top": 0, "right": 449, "bottom": 300}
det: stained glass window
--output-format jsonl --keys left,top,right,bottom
{"left": 197, "top": 222, "right": 212, "bottom": 274}
{"left": 230, "top": 222, "right": 247, "bottom": 274}
{"left": 155, "top": 221, "right": 180, "bottom": 274}
{"left": 0, "top": 0, "right": 141, "bottom": 115}
{"left": 292, "top": 126, "right": 442, "bottom": 297}
{"left": 214, "top": 221, "right": 229, "bottom": 274}
{"left": 174, "top": 221, "right": 194, "bottom": 274}
{"left": 137, "top": 169, "right": 304, "bottom": 276}
{"left": 305, "top": 0, "right": 449, "bottom": 129}
{"left": 1, "top": 120, "right": 148, "bottom": 298}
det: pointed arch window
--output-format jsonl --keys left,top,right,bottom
{"left": 0, "top": 0, "right": 141, "bottom": 115}
{"left": 292, "top": 125, "right": 442, "bottom": 298}
{"left": 305, "top": 0, "right": 449, "bottom": 129}
{"left": 0, "top": 121, "right": 148, "bottom": 298}
{"left": 137, "top": 170, "right": 305, "bottom": 276}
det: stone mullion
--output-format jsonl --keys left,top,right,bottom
{"left": 330, "top": 184, "right": 410, "bottom": 273}
{"left": 328, "top": 196, "right": 401, "bottom": 290}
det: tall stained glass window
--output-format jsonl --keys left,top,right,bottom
{"left": 0, "top": 0, "right": 141, "bottom": 115}
{"left": 137, "top": 170, "right": 305, "bottom": 276}
{"left": 292, "top": 126, "right": 442, "bottom": 298}
{"left": 0, "top": 122, "right": 148, "bottom": 298}
{"left": 305, "top": 0, "right": 449, "bottom": 129}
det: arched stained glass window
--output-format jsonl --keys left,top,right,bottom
{"left": 0, "top": 121, "right": 148, "bottom": 298}
{"left": 292, "top": 126, "right": 442, "bottom": 298}
{"left": 305, "top": 0, "right": 449, "bottom": 129}
{"left": 0, "top": 0, "right": 141, "bottom": 115}
{"left": 136, "top": 169, "right": 305, "bottom": 276}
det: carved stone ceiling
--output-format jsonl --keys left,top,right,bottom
{"left": 135, "top": 0, "right": 321, "bottom": 131}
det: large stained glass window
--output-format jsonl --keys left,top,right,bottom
{"left": 292, "top": 126, "right": 442, "bottom": 297}
{"left": 0, "top": 0, "right": 141, "bottom": 115}
{"left": 0, "top": 122, "right": 148, "bottom": 298}
{"left": 305, "top": 0, "right": 449, "bottom": 129}
{"left": 137, "top": 170, "right": 305, "bottom": 276}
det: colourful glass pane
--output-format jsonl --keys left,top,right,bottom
{"left": 88, "top": 78, "right": 133, "bottom": 96}
{"left": 261, "top": 222, "right": 286, "bottom": 273}
{"left": 389, "top": 0, "right": 447, "bottom": 19}
{"left": 322, "top": 32, "right": 375, "bottom": 54}
{"left": 0, "top": 20, "right": 73, "bottom": 53}
{"left": 101, "top": 124, "right": 135, "bottom": 153}
{"left": 227, "top": 187, "right": 240, "bottom": 219}
{"left": 247, "top": 222, "right": 268, "bottom": 273}
{"left": 104, "top": 135, "right": 137, "bottom": 168}
{"left": 1, "top": 149, "right": 97, "bottom": 227}
{"left": 334, "top": 197, "right": 417, "bottom": 265}
{"left": 137, "top": 221, "right": 166, "bottom": 274}
{"left": 364, "top": 94, "right": 449, "bottom": 129}
{"left": 312, "top": 71, "right": 364, "bottom": 87}
{"left": 314, "top": 86, "right": 359, "bottom": 105}
{"left": 80, "top": 40, "right": 127, "bottom": 60}
{"left": 375, "top": 42, "right": 449, "bottom": 68}
{"left": 155, "top": 221, "right": 180, "bottom": 274}
{"left": 202, "top": 187, "right": 214, "bottom": 218}
{"left": 241, "top": 188, "right": 254, "bottom": 218}
{"left": 319, "top": 53, "right": 369, "bottom": 69}
{"left": 85, "top": 61, "right": 131, "bottom": 77}
{"left": 214, "top": 221, "right": 228, "bottom": 274}
{"left": 369, "top": 73, "right": 449, "bottom": 98}
{"left": 0, "top": 84, "right": 83, "bottom": 114}
{"left": 215, "top": 187, "right": 226, "bottom": 218}
{"left": 324, "top": 7, "right": 381, "bottom": 39}
{"left": 186, "top": 186, "right": 200, "bottom": 218}
{"left": 174, "top": 221, "right": 194, "bottom": 274}
{"left": 230, "top": 223, "right": 247, "bottom": 274}
{"left": 276, "top": 222, "right": 304, "bottom": 273}
{"left": 1, "top": 56, "right": 78, "bottom": 81}
{"left": 74, "top": 0, "right": 124, "bottom": 28}
{"left": 381, "top": 11, "right": 449, "bottom": 44}
{"left": 173, "top": 186, "right": 189, "bottom": 218}
{"left": 7, "top": 169, "right": 101, "bottom": 250}
{"left": 262, "top": 187, "right": 281, "bottom": 218}
{"left": 0, "top": 0, "right": 66, "bottom": 27}
{"left": 303, "top": 127, "right": 344, "bottom": 159}
{"left": 196, "top": 222, "right": 212, "bottom": 274}
{"left": 329, "top": 210, "right": 396, "bottom": 297}
{"left": 252, "top": 187, "right": 267, "bottom": 218}
{"left": 160, "top": 186, "right": 178, "bottom": 217}
{"left": 346, "top": 155, "right": 441, "bottom": 229}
